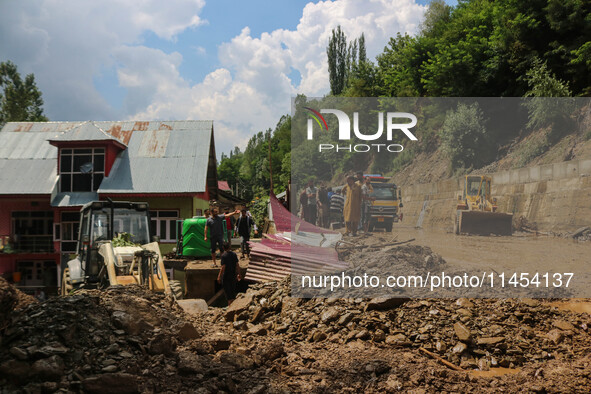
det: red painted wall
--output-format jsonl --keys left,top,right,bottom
{"left": 0, "top": 197, "right": 60, "bottom": 275}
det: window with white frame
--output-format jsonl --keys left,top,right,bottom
{"left": 60, "top": 148, "right": 105, "bottom": 192}
{"left": 60, "top": 211, "right": 80, "bottom": 253}
{"left": 149, "top": 211, "right": 179, "bottom": 242}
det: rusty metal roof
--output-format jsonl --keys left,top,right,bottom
{"left": 47, "top": 121, "right": 126, "bottom": 145}
{"left": 0, "top": 120, "right": 215, "bottom": 195}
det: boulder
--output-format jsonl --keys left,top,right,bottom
{"left": 224, "top": 292, "right": 254, "bottom": 321}
{"left": 83, "top": 373, "right": 138, "bottom": 394}
{"left": 177, "top": 299, "right": 208, "bottom": 315}
{"left": 30, "top": 355, "right": 64, "bottom": 381}
{"left": 453, "top": 322, "right": 472, "bottom": 342}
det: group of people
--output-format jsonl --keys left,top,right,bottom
{"left": 299, "top": 171, "right": 375, "bottom": 236}
{"left": 299, "top": 180, "right": 334, "bottom": 228}
{"left": 202, "top": 206, "right": 257, "bottom": 305}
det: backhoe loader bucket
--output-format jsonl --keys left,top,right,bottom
{"left": 457, "top": 211, "right": 513, "bottom": 236}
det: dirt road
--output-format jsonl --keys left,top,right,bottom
{"left": 388, "top": 226, "right": 590, "bottom": 289}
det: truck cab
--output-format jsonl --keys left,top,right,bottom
{"left": 364, "top": 174, "right": 402, "bottom": 232}
{"left": 63, "top": 201, "right": 156, "bottom": 291}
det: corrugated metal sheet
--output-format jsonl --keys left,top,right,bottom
{"left": 0, "top": 132, "right": 57, "bottom": 159}
{"left": 99, "top": 127, "right": 212, "bottom": 193}
{"left": 1, "top": 120, "right": 214, "bottom": 195}
{"left": 0, "top": 159, "right": 58, "bottom": 194}
{"left": 48, "top": 121, "right": 125, "bottom": 145}
{"left": 51, "top": 192, "right": 98, "bottom": 207}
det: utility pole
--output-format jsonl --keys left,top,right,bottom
{"left": 268, "top": 131, "right": 274, "bottom": 194}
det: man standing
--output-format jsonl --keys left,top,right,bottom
{"left": 342, "top": 175, "right": 362, "bottom": 236}
{"left": 217, "top": 242, "right": 240, "bottom": 305}
{"left": 361, "top": 177, "right": 374, "bottom": 233}
{"left": 299, "top": 188, "right": 308, "bottom": 221}
{"left": 317, "top": 183, "right": 329, "bottom": 228}
{"left": 235, "top": 209, "right": 257, "bottom": 259}
{"left": 306, "top": 180, "right": 318, "bottom": 225}
{"left": 204, "top": 207, "right": 239, "bottom": 266}
{"left": 329, "top": 187, "right": 345, "bottom": 227}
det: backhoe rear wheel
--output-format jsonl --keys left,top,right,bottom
{"left": 169, "top": 279, "right": 184, "bottom": 300}
{"left": 61, "top": 268, "right": 73, "bottom": 296}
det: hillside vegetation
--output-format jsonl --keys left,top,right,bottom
{"left": 218, "top": 0, "right": 591, "bottom": 198}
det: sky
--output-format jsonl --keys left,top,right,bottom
{"left": 0, "top": 0, "right": 457, "bottom": 157}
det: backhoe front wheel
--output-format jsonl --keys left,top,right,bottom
{"left": 169, "top": 279, "right": 184, "bottom": 300}
{"left": 61, "top": 268, "right": 73, "bottom": 296}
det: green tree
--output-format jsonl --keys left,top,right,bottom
{"left": 441, "top": 102, "right": 491, "bottom": 171}
{"left": 0, "top": 61, "right": 48, "bottom": 127}
{"left": 327, "top": 26, "right": 348, "bottom": 95}
{"left": 523, "top": 58, "right": 574, "bottom": 141}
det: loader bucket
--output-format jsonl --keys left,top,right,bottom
{"left": 458, "top": 211, "right": 513, "bottom": 236}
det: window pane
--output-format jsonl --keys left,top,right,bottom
{"left": 62, "top": 149, "right": 72, "bottom": 154}
{"left": 61, "top": 174, "right": 72, "bottom": 192}
{"left": 62, "top": 241, "right": 77, "bottom": 253}
{"left": 94, "top": 148, "right": 105, "bottom": 154}
{"left": 62, "top": 223, "right": 72, "bottom": 241}
{"left": 160, "top": 220, "right": 167, "bottom": 239}
{"left": 73, "top": 223, "right": 80, "bottom": 240}
{"left": 60, "top": 154, "right": 72, "bottom": 172}
{"left": 62, "top": 212, "right": 79, "bottom": 222}
{"left": 158, "top": 211, "right": 178, "bottom": 218}
{"left": 73, "top": 155, "right": 92, "bottom": 172}
{"left": 93, "top": 174, "right": 104, "bottom": 191}
{"left": 94, "top": 154, "right": 105, "bottom": 172}
{"left": 73, "top": 174, "right": 92, "bottom": 191}
{"left": 170, "top": 220, "right": 177, "bottom": 240}
{"left": 150, "top": 219, "right": 157, "bottom": 236}
{"left": 73, "top": 148, "right": 92, "bottom": 154}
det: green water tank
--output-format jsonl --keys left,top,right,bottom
{"left": 181, "top": 217, "right": 228, "bottom": 257}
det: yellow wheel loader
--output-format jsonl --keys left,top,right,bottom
{"left": 453, "top": 175, "right": 512, "bottom": 236}
{"left": 60, "top": 200, "right": 182, "bottom": 298}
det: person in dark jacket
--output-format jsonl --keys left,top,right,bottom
{"left": 217, "top": 242, "right": 240, "bottom": 304}
{"left": 204, "top": 207, "right": 239, "bottom": 266}
{"left": 235, "top": 209, "right": 257, "bottom": 259}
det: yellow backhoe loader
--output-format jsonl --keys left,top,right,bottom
{"left": 61, "top": 200, "right": 182, "bottom": 298}
{"left": 453, "top": 175, "right": 512, "bottom": 236}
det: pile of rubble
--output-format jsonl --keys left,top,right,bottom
{"left": 217, "top": 277, "right": 591, "bottom": 371}
{"left": 0, "top": 277, "right": 36, "bottom": 323}
{"left": 0, "top": 285, "right": 271, "bottom": 393}
{"left": 197, "top": 244, "right": 591, "bottom": 390}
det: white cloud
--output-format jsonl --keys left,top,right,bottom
{"left": 132, "top": 0, "right": 426, "bottom": 155}
{"left": 0, "top": 0, "right": 206, "bottom": 120}
{"left": 0, "top": 0, "right": 426, "bottom": 156}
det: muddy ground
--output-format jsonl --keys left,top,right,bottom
{"left": 1, "top": 236, "right": 591, "bottom": 393}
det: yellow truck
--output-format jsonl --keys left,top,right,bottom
{"left": 365, "top": 175, "right": 402, "bottom": 232}
{"left": 453, "top": 175, "right": 512, "bottom": 236}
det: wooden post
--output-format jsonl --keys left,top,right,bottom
{"left": 268, "top": 131, "right": 273, "bottom": 194}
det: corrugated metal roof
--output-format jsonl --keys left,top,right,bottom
{"left": 99, "top": 127, "right": 213, "bottom": 193}
{"left": 48, "top": 121, "right": 125, "bottom": 145}
{"left": 0, "top": 159, "right": 58, "bottom": 194}
{"left": 51, "top": 192, "right": 98, "bottom": 207}
{"left": 0, "top": 120, "right": 214, "bottom": 195}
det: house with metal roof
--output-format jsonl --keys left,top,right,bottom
{"left": 0, "top": 120, "right": 219, "bottom": 294}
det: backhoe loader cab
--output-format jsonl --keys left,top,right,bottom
{"left": 453, "top": 175, "right": 512, "bottom": 236}
{"left": 459, "top": 176, "right": 496, "bottom": 212}
{"left": 61, "top": 201, "right": 176, "bottom": 297}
